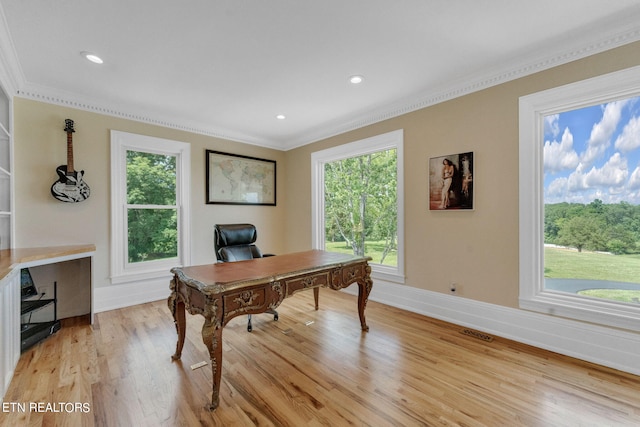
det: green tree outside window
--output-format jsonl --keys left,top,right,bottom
{"left": 126, "top": 151, "right": 178, "bottom": 263}
{"left": 324, "top": 149, "right": 397, "bottom": 266}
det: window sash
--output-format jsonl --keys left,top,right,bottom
{"left": 519, "top": 65, "right": 640, "bottom": 331}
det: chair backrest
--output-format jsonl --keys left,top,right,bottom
{"left": 214, "top": 223, "right": 263, "bottom": 262}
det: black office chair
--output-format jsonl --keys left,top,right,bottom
{"left": 214, "top": 223, "right": 278, "bottom": 331}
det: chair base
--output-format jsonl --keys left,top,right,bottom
{"left": 247, "top": 309, "right": 278, "bottom": 332}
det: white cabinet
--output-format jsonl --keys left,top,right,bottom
{"left": 0, "top": 268, "right": 20, "bottom": 402}
{"left": 1, "top": 246, "right": 94, "bottom": 401}
{"left": 0, "top": 83, "right": 12, "bottom": 250}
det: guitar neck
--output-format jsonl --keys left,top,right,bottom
{"left": 66, "top": 131, "right": 75, "bottom": 174}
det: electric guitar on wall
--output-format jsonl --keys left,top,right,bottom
{"left": 50, "top": 119, "right": 91, "bottom": 202}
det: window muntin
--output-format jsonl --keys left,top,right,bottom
{"left": 519, "top": 65, "right": 640, "bottom": 331}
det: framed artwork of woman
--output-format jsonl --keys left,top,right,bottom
{"left": 428, "top": 152, "right": 474, "bottom": 210}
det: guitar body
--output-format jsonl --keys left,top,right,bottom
{"left": 51, "top": 165, "right": 91, "bottom": 203}
{"left": 51, "top": 119, "right": 90, "bottom": 203}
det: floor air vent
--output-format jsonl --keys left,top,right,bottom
{"left": 460, "top": 328, "right": 494, "bottom": 342}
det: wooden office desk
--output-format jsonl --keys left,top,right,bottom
{"left": 168, "top": 249, "right": 373, "bottom": 410}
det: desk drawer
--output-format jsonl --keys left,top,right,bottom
{"left": 286, "top": 271, "right": 330, "bottom": 294}
{"left": 223, "top": 288, "right": 267, "bottom": 319}
{"left": 341, "top": 263, "right": 366, "bottom": 284}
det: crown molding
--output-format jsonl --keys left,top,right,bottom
{"left": 14, "top": 83, "right": 285, "bottom": 151}
{"left": 4, "top": 11, "right": 640, "bottom": 151}
{"left": 280, "top": 18, "right": 640, "bottom": 150}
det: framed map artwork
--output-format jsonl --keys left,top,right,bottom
{"left": 206, "top": 150, "right": 276, "bottom": 205}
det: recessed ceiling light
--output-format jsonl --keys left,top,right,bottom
{"left": 349, "top": 75, "right": 364, "bottom": 84}
{"left": 81, "top": 51, "right": 103, "bottom": 64}
{"left": 276, "top": 114, "right": 286, "bottom": 120}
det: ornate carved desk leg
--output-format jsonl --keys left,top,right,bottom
{"left": 313, "top": 287, "right": 319, "bottom": 310}
{"left": 168, "top": 281, "right": 186, "bottom": 360}
{"left": 357, "top": 264, "right": 373, "bottom": 331}
{"left": 202, "top": 315, "right": 223, "bottom": 410}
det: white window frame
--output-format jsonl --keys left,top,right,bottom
{"left": 110, "top": 130, "right": 191, "bottom": 284}
{"left": 311, "top": 129, "right": 405, "bottom": 283}
{"left": 519, "top": 65, "right": 640, "bottom": 331}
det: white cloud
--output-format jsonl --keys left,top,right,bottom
{"left": 544, "top": 98, "right": 640, "bottom": 205}
{"left": 567, "top": 166, "right": 588, "bottom": 192}
{"left": 565, "top": 152, "right": 628, "bottom": 194}
{"left": 545, "top": 177, "right": 577, "bottom": 204}
{"left": 628, "top": 166, "right": 640, "bottom": 190}
{"left": 547, "top": 177, "right": 568, "bottom": 197}
{"left": 544, "top": 114, "right": 560, "bottom": 139}
{"left": 614, "top": 115, "right": 640, "bottom": 153}
{"left": 543, "top": 127, "right": 579, "bottom": 173}
{"left": 581, "top": 100, "right": 629, "bottom": 165}
{"left": 584, "top": 152, "right": 628, "bottom": 187}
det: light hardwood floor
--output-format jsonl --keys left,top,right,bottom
{"left": 2, "top": 290, "right": 639, "bottom": 426}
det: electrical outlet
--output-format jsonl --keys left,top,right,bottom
{"left": 450, "top": 282, "right": 457, "bottom": 294}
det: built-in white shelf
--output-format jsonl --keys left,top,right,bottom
{"left": 0, "top": 82, "right": 12, "bottom": 251}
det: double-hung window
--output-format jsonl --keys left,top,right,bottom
{"left": 110, "top": 131, "right": 191, "bottom": 283}
{"left": 519, "top": 66, "right": 640, "bottom": 330}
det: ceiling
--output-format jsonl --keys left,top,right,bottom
{"left": 1, "top": 1, "right": 640, "bottom": 150}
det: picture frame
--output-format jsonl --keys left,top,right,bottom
{"left": 429, "top": 151, "right": 474, "bottom": 210}
{"left": 206, "top": 150, "right": 276, "bottom": 205}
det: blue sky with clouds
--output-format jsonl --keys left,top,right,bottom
{"left": 544, "top": 95, "right": 640, "bottom": 205}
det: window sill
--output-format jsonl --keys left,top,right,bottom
{"left": 520, "top": 291, "right": 640, "bottom": 332}
{"left": 371, "top": 266, "right": 405, "bottom": 284}
{"left": 111, "top": 262, "right": 177, "bottom": 285}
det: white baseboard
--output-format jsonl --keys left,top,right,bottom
{"left": 343, "top": 278, "right": 640, "bottom": 376}
{"left": 94, "top": 275, "right": 172, "bottom": 313}
{"left": 95, "top": 274, "right": 640, "bottom": 376}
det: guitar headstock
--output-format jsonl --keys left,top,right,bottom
{"left": 64, "top": 119, "right": 75, "bottom": 133}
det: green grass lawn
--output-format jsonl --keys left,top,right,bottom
{"left": 325, "top": 241, "right": 397, "bottom": 266}
{"left": 579, "top": 289, "right": 640, "bottom": 303}
{"left": 544, "top": 246, "right": 640, "bottom": 283}
{"left": 545, "top": 246, "right": 640, "bottom": 303}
